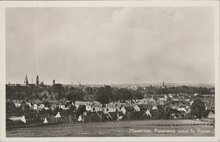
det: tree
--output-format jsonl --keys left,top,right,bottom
{"left": 117, "top": 88, "right": 132, "bottom": 101}
{"left": 132, "top": 89, "right": 144, "bottom": 100}
{"left": 52, "top": 84, "right": 65, "bottom": 100}
{"left": 66, "top": 87, "right": 84, "bottom": 102}
{"left": 6, "top": 100, "right": 16, "bottom": 115}
{"left": 84, "top": 87, "right": 95, "bottom": 95}
{"left": 190, "top": 99, "right": 206, "bottom": 118}
{"left": 95, "top": 86, "right": 113, "bottom": 105}
{"left": 6, "top": 85, "right": 14, "bottom": 99}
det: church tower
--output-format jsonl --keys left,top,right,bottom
{"left": 36, "top": 75, "right": 39, "bottom": 86}
{"left": 162, "top": 80, "right": 166, "bottom": 89}
{"left": 24, "top": 75, "right": 28, "bottom": 86}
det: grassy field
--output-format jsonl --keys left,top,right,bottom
{"left": 6, "top": 119, "right": 214, "bottom": 137}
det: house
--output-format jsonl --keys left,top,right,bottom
{"left": 38, "top": 104, "right": 45, "bottom": 110}
{"left": 50, "top": 104, "right": 57, "bottom": 110}
{"left": 55, "top": 112, "right": 61, "bottom": 118}
{"left": 14, "top": 103, "right": 21, "bottom": 108}
{"left": 12, "top": 100, "right": 22, "bottom": 108}
{"left": 133, "top": 105, "right": 140, "bottom": 111}
{"left": 27, "top": 102, "right": 32, "bottom": 108}
{"left": 145, "top": 109, "right": 152, "bottom": 117}
{"left": 177, "top": 107, "right": 187, "bottom": 114}
{"left": 157, "top": 98, "right": 167, "bottom": 105}
{"left": 151, "top": 106, "right": 157, "bottom": 110}
{"left": 86, "top": 105, "right": 92, "bottom": 111}
{"left": 32, "top": 104, "right": 38, "bottom": 110}
{"left": 91, "top": 106, "right": 103, "bottom": 112}
{"left": 120, "top": 106, "right": 126, "bottom": 115}
{"left": 107, "top": 107, "right": 117, "bottom": 112}
{"left": 43, "top": 117, "right": 48, "bottom": 124}
{"left": 207, "top": 110, "right": 215, "bottom": 119}
{"left": 59, "top": 104, "right": 66, "bottom": 110}
{"left": 137, "top": 98, "right": 149, "bottom": 104}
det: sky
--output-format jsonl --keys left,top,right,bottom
{"left": 6, "top": 7, "right": 215, "bottom": 85}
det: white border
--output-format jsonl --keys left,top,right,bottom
{"left": 0, "top": 1, "right": 219, "bottom": 142}
{"left": 214, "top": 0, "right": 220, "bottom": 140}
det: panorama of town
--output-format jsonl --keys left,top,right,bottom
{"left": 6, "top": 75, "right": 215, "bottom": 129}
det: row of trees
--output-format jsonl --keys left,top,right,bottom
{"left": 6, "top": 84, "right": 144, "bottom": 104}
{"left": 6, "top": 84, "right": 214, "bottom": 105}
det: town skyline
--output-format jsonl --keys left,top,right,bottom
{"left": 6, "top": 74, "right": 215, "bottom": 88}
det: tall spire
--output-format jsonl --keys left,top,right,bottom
{"left": 24, "top": 75, "right": 28, "bottom": 85}
{"left": 162, "top": 80, "right": 166, "bottom": 89}
{"left": 53, "top": 79, "right": 55, "bottom": 86}
{"left": 36, "top": 75, "right": 39, "bottom": 86}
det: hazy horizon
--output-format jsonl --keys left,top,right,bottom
{"left": 6, "top": 79, "right": 215, "bottom": 87}
{"left": 6, "top": 7, "right": 215, "bottom": 85}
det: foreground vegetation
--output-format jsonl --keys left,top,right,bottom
{"left": 6, "top": 119, "right": 214, "bottom": 137}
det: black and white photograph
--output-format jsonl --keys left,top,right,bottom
{"left": 0, "top": 0, "right": 219, "bottom": 140}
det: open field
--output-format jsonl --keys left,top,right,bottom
{"left": 6, "top": 119, "right": 214, "bottom": 137}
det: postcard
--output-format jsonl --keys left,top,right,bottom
{"left": 0, "top": 0, "right": 219, "bottom": 141}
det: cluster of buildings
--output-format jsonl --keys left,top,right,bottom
{"left": 11, "top": 92, "right": 214, "bottom": 118}
{"left": 7, "top": 89, "right": 215, "bottom": 127}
